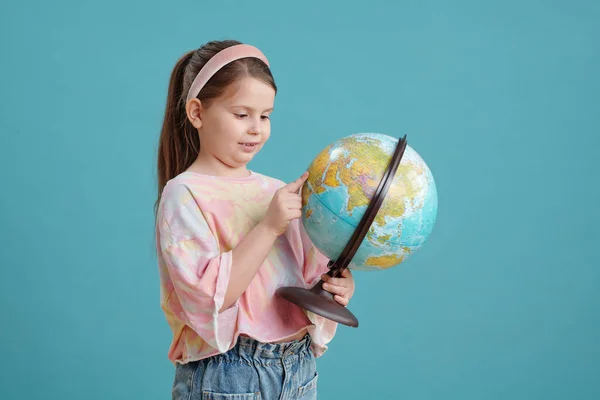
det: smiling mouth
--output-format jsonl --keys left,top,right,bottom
{"left": 239, "top": 142, "right": 258, "bottom": 147}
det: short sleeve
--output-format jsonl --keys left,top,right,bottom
{"left": 157, "top": 183, "right": 239, "bottom": 353}
{"left": 298, "top": 221, "right": 338, "bottom": 352}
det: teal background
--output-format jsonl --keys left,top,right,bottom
{"left": 1, "top": 0, "right": 598, "bottom": 399}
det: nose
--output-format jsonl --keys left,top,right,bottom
{"left": 248, "top": 117, "right": 262, "bottom": 135}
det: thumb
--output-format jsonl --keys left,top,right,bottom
{"left": 285, "top": 171, "right": 309, "bottom": 193}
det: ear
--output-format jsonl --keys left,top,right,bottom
{"left": 185, "top": 98, "right": 204, "bottom": 129}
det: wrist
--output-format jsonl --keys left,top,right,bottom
{"left": 257, "top": 220, "right": 280, "bottom": 240}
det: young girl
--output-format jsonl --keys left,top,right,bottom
{"left": 154, "top": 40, "right": 356, "bottom": 399}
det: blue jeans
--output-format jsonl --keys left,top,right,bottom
{"left": 172, "top": 334, "right": 318, "bottom": 399}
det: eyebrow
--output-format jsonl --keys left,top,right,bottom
{"left": 230, "top": 105, "right": 274, "bottom": 112}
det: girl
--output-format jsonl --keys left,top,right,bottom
{"left": 154, "top": 40, "right": 355, "bottom": 399}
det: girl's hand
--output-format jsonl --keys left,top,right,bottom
{"left": 321, "top": 268, "right": 355, "bottom": 306}
{"left": 261, "top": 172, "right": 309, "bottom": 237}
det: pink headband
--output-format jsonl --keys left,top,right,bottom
{"left": 186, "top": 44, "right": 270, "bottom": 103}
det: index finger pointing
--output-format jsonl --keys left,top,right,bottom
{"left": 285, "top": 171, "right": 309, "bottom": 193}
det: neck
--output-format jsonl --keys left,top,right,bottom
{"left": 187, "top": 155, "right": 250, "bottom": 178}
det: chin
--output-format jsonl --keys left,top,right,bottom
{"left": 230, "top": 157, "right": 254, "bottom": 168}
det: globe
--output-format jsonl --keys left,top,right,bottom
{"left": 301, "top": 133, "right": 438, "bottom": 271}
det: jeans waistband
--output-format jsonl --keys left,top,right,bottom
{"left": 221, "top": 333, "right": 312, "bottom": 362}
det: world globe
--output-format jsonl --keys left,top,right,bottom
{"left": 301, "top": 133, "right": 438, "bottom": 271}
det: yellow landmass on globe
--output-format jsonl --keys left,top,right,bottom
{"left": 376, "top": 233, "right": 392, "bottom": 244}
{"left": 365, "top": 246, "right": 412, "bottom": 268}
{"left": 365, "top": 253, "right": 405, "bottom": 268}
{"left": 303, "top": 136, "right": 426, "bottom": 229}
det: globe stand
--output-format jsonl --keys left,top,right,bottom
{"left": 276, "top": 135, "right": 408, "bottom": 327}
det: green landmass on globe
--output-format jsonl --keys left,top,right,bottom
{"left": 301, "top": 133, "right": 438, "bottom": 271}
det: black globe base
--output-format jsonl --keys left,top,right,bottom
{"left": 276, "top": 273, "right": 359, "bottom": 328}
{"left": 276, "top": 280, "right": 358, "bottom": 328}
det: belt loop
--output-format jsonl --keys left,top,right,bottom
{"left": 235, "top": 336, "right": 242, "bottom": 360}
{"left": 253, "top": 338, "right": 262, "bottom": 360}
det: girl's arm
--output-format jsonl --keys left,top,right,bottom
{"left": 220, "top": 172, "right": 309, "bottom": 311}
{"left": 219, "top": 221, "right": 278, "bottom": 312}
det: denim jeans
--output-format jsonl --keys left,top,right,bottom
{"left": 172, "top": 334, "right": 318, "bottom": 399}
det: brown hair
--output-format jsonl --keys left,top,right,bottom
{"left": 154, "top": 40, "right": 277, "bottom": 217}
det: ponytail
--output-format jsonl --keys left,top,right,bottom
{"left": 154, "top": 50, "right": 200, "bottom": 218}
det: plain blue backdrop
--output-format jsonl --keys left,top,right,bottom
{"left": 1, "top": 0, "right": 598, "bottom": 399}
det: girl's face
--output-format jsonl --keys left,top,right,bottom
{"left": 193, "top": 77, "right": 275, "bottom": 176}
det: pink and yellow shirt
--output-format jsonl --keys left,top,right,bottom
{"left": 155, "top": 170, "right": 338, "bottom": 364}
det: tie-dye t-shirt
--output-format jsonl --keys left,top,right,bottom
{"left": 155, "top": 170, "right": 338, "bottom": 364}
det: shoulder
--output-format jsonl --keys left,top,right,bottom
{"left": 159, "top": 174, "right": 200, "bottom": 215}
{"left": 160, "top": 171, "right": 243, "bottom": 207}
{"left": 158, "top": 172, "right": 221, "bottom": 229}
{"left": 157, "top": 174, "right": 215, "bottom": 245}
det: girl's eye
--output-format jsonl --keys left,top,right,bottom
{"left": 261, "top": 116, "right": 270, "bottom": 120}
{"left": 235, "top": 113, "right": 248, "bottom": 118}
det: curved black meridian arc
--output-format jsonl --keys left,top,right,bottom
{"left": 327, "top": 134, "right": 408, "bottom": 277}
{"left": 275, "top": 134, "right": 408, "bottom": 327}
